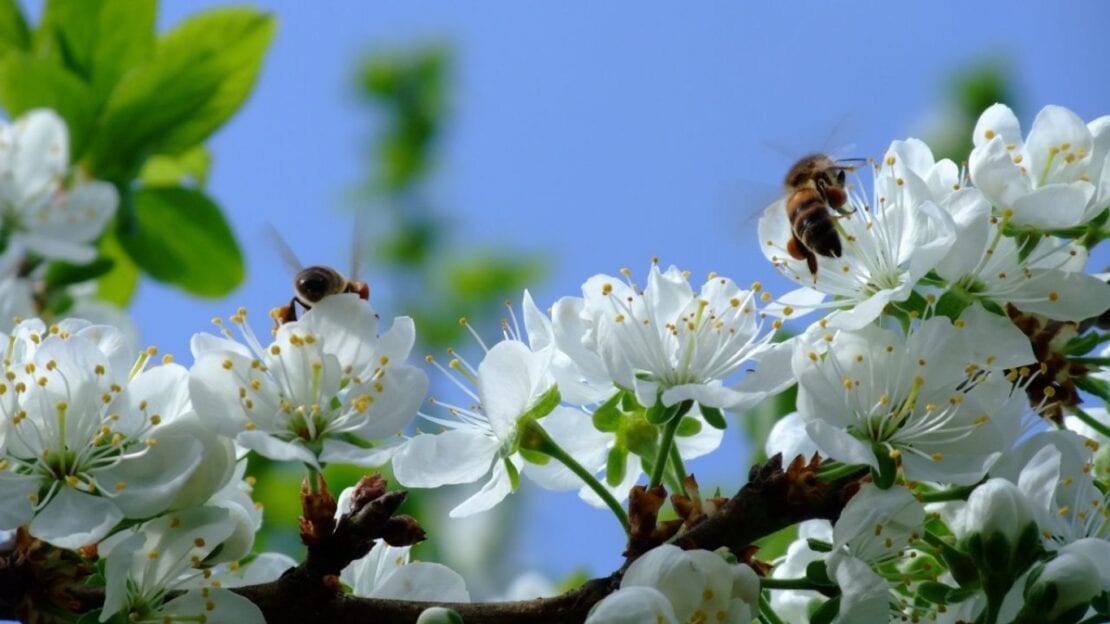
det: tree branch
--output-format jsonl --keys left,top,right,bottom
{"left": 3, "top": 455, "right": 866, "bottom": 623}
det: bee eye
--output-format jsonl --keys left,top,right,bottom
{"left": 837, "top": 170, "right": 846, "bottom": 185}
{"left": 296, "top": 267, "right": 340, "bottom": 303}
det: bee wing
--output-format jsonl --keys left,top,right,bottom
{"left": 265, "top": 223, "right": 304, "bottom": 273}
{"left": 348, "top": 206, "right": 368, "bottom": 283}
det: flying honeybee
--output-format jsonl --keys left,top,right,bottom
{"left": 782, "top": 154, "right": 860, "bottom": 279}
{"left": 267, "top": 225, "right": 370, "bottom": 327}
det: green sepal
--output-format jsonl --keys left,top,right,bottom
{"left": 592, "top": 391, "right": 624, "bottom": 432}
{"left": 519, "top": 448, "right": 549, "bottom": 466}
{"left": 606, "top": 446, "right": 628, "bottom": 487}
{"left": 333, "top": 432, "right": 373, "bottom": 449}
{"left": 504, "top": 457, "right": 520, "bottom": 492}
{"left": 808, "top": 596, "right": 840, "bottom": 624}
{"left": 520, "top": 384, "right": 561, "bottom": 422}
{"left": 645, "top": 399, "right": 680, "bottom": 425}
{"left": 935, "top": 288, "right": 974, "bottom": 322}
{"left": 917, "top": 580, "right": 961, "bottom": 604}
{"left": 700, "top": 405, "right": 727, "bottom": 429}
{"left": 805, "top": 538, "right": 833, "bottom": 553}
{"left": 870, "top": 443, "right": 898, "bottom": 489}
{"left": 805, "top": 560, "right": 833, "bottom": 586}
{"left": 675, "top": 416, "right": 702, "bottom": 437}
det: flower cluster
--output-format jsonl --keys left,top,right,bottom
{"left": 4, "top": 101, "right": 1110, "bottom": 624}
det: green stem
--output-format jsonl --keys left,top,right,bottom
{"left": 305, "top": 464, "right": 320, "bottom": 495}
{"left": 649, "top": 401, "right": 692, "bottom": 489}
{"left": 758, "top": 592, "right": 786, "bottom": 624}
{"left": 669, "top": 442, "right": 688, "bottom": 496}
{"left": 1069, "top": 356, "right": 1110, "bottom": 366}
{"left": 521, "top": 420, "right": 630, "bottom": 533}
{"left": 1071, "top": 407, "right": 1110, "bottom": 440}
{"left": 916, "top": 483, "right": 977, "bottom": 503}
{"left": 816, "top": 461, "right": 866, "bottom": 482}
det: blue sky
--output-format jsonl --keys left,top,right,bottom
{"left": 112, "top": 1, "right": 1110, "bottom": 587}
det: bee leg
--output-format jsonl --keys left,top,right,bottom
{"left": 272, "top": 298, "right": 299, "bottom": 334}
{"left": 786, "top": 237, "right": 807, "bottom": 261}
{"left": 804, "top": 251, "right": 819, "bottom": 280}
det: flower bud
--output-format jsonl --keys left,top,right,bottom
{"left": 1022, "top": 551, "right": 1100, "bottom": 622}
{"left": 956, "top": 479, "right": 1038, "bottom": 570}
{"left": 416, "top": 607, "right": 463, "bottom": 624}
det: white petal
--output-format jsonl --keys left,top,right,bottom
{"left": 1025, "top": 105, "right": 1092, "bottom": 184}
{"left": 371, "top": 562, "right": 470, "bottom": 602}
{"left": 236, "top": 430, "right": 319, "bottom": 466}
{"left": 805, "top": 421, "right": 876, "bottom": 469}
{"left": 524, "top": 407, "right": 609, "bottom": 491}
{"left": 96, "top": 432, "right": 204, "bottom": 518}
{"left": 0, "top": 472, "right": 38, "bottom": 529}
{"left": 1011, "top": 182, "right": 1095, "bottom": 228}
{"left": 1007, "top": 270, "right": 1110, "bottom": 321}
{"left": 30, "top": 487, "right": 122, "bottom": 548}
{"left": 161, "top": 589, "right": 265, "bottom": 624}
{"left": 321, "top": 437, "right": 401, "bottom": 468}
{"left": 973, "top": 103, "right": 1022, "bottom": 148}
{"left": 478, "top": 340, "right": 551, "bottom": 439}
{"left": 393, "top": 429, "right": 499, "bottom": 488}
{"left": 348, "top": 364, "right": 428, "bottom": 440}
{"left": 766, "top": 412, "right": 819, "bottom": 463}
{"left": 449, "top": 458, "right": 516, "bottom": 517}
{"left": 586, "top": 586, "right": 678, "bottom": 624}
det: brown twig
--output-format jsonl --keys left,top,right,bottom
{"left": 3, "top": 455, "right": 866, "bottom": 624}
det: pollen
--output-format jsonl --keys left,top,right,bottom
{"left": 1047, "top": 290, "right": 1059, "bottom": 302}
{"left": 245, "top": 422, "right": 257, "bottom": 431}
{"left": 601, "top": 283, "right": 613, "bottom": 295}
{"left": 807, "top": 351, "right": 818, "bottom": 361}
{"left": 984, "top": 129, "right": 996, "bottom": 139}
{"left": 148, "top": 550, "right": 159, "bottom": 560}
{"left": 973, "top": 414, "right": 990, "bottom": 426}
{"left": 304, "top": 334, "right": 316, "bottom": 345}
{"left": 65, "top": 475, "right": 79, "bottom": 487}
{"left": 953, "top": 319, "right": 965, "bottom": 328}
{"left": 150, "top": 415, "right": 161, "bottom": 425}
{"left": 760, "top": 292, "right": 771, "bottom": 302}
{"left": 1012, "top": 154, "right": 1023, "bottom": 164}
{"left": 729, "top": 297, "right": 740, "bottom": 307}
{"left": 614, "top": 314, "right": 625, "bottom": 323}
{"left": 783, "top": 305, "right": 794, "bottom": 316}
{"left": 751, "top": 281, "right": 762, "bottom": 292}
{"left": 895, "top": 177, "right": 904, "bottom": 186}
{"left": 772, "top": 319, "right": 783, "bottom": 330}
{"left": 843, "top": 378, "right": 854, "bottom": 390}
{"left": 115, "top": 481, "right": 127, "bottom": 491}
{"left": 886, "top": 155, "right": 896, "bottom": 166}
{"left": 1043, "top": 386, "right": 1057, "bottom": 398}
{"left": 146, "top": 438, "right": 158, "bottom": 447}
{"left": 270, "top": 345, "right": 281, "bottom": 355}
{"left": 931, "top": 452, "right": 943, "bottom": 461}
{"left": 162, "top": 354, "right": 174, "bottom": 364}
{"left": 194, "top": 537, "right": 206, "bottom": 547}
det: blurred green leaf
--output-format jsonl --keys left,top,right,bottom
{"left": 44, "top": 256, "right": 114, "bottom": 289}
{"left": 0, "top": 0, "right": 29, "bottom": 58}
{"left": 84, "top": 8, "right": 275, "bottom": 179}
{"left": 119, "top": 186, "right": 243, "bottom": 297}
{"left": 139, "top": 145, "right": 211, "bottom": 188}
{"left": 0, "top": 54, "right": 96, "bottom": 156}
{"left": 361, "top": 47, "right": 447, "bottom": 191}
{"left": 36, "top": 0, "right": 155, "bottom": 104}
{"left": 96, "top": 224, "right": 139, "bottom": 306}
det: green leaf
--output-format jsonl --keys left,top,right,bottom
{"left": 44, "top": 257, "right": 115, "bottom": 289}
{"left": 85, "top": 8, "right": 275, "bottom": 178}
{"left": 139, "top": 145, "right": 212, "bottom": 188}
{"left": 0, "top": 0, "right": 29, "bottom": 58}
{"left": 0, "top": 54, "right": 97, "bottom": 157}
{"left": 96, "top": 224, "right": 139, "bottom": 306}
{"left": 119, "top": 186, "right": 243, "bottom": 297}
{"left": 37, "top": 0, "right": 155, "bottom": 103}
{"left": 151, "top": 8, "right": 275, "bottom": 153}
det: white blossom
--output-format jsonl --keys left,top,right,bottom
{"left": 189, "top": 294, "right": 428, "bottom": 468}
{"left": 0, "top": 110, "right": 117, "bottom": 263}
{"left": 586, "top": 544, "right": 759, "bottom": 624}
{"left": 969, "top": 103, "right": 1110, "bottom": 227}
{"left": 0, "top": 319, "right": 225, "bottom": 548}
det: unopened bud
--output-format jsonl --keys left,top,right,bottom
{"left": 416, "top": 607, "right": 463, "bottom": 624}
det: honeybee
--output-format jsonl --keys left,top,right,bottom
{"left": 274, "top": 265, "right": 370, "bottom": 325}
{"left": 267, "top": 225, "right": 370, "bottom": 327}
{"left": 783, "top": 154, "right": 859, "bottom": 279}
